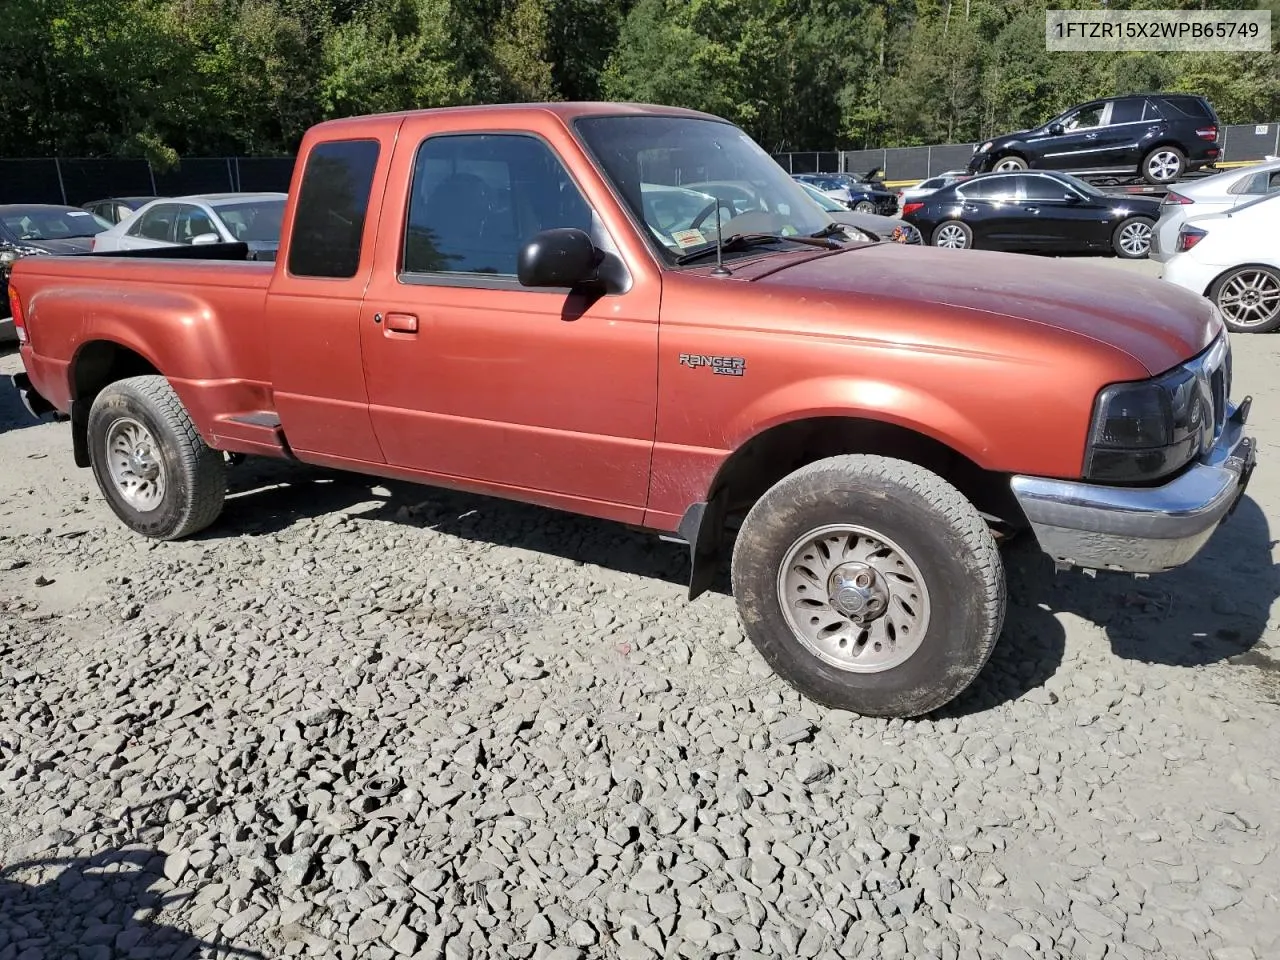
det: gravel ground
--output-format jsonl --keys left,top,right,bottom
{"left": 3, "top": 264, "right": 1280, "bottom": 960}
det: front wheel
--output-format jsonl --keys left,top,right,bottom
{"left": 1112, "top": 216, "right": 1154, "bottom": 259}
{"left": 854, "top": 200, "right": 877, "bottom": 214}
{"left": 730, "top": 455, "right": 1007, "bottom": 718}
{"left": 932, "top": 220, "right": 973, "bottom": 249}
{"left": 1208, "top": 265, "right": 1280, "bottom": 333}
{"left": 992, "top": 155, "right": 1028, "bottom": 172}
{"left": 87, "top": 375, "right": 227, "bottom": 539}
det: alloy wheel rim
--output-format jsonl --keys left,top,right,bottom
{"left": 1217, "top": 270, "right": 1280, "bottom": 328}
{"left": 1148, "top": 151, "right": 1181, "bottom": 181}
{"left": 994, "top": 158, "right": 1024, "bottom": 171}
{"left": 936, "top": 224, "right": 968, "bottom": 248}
{"left": 1119, "top": 220, "right": 1152, "bottom": 256}
{"left": 777, "top": 523, "right": 932, "bottom": 674}
{"left": 105, "top": 417, "right": 166, "bottom": 512}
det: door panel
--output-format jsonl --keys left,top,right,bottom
{"left": 359, "top": 126, "right": 661, "bottom": 511}
{"left": 265, "top": 122, "right": 402, "bottom": 462}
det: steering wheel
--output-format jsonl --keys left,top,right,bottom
{"left": 691, "top": 200, "right": 736, "bottom": 231}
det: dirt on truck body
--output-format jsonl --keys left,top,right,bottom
{"left": 8, "top": 101, "right": 1257, "bottom": 718}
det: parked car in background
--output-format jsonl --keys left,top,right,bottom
{"left": 1, "top": 204, "right": 112, "bottom": 336}
{"left": 82, "top": 196, "right": 162, "bottom": 225}
{"left": 967, "top": 93, "right": 1222, "bottom": 185}
{"left": 1160, "top": 191, "right": 1280, "bottom": 333}
{"left": 795, "top": 180, "right": 922, "bottom": 244}
{"left": 791, "top": 174, "right": 898, "bottom": 216}
{"left": 897, "top": 171, "right": 969, "bottom": 208}
{"left": 901, "top": 170, "right": 1161, "bottom": 258}
{"left": 1151, "top": 158, "right": 1280, "bottom": 262}
{"left": 90, "top": 192, "right": 287, "bottom": 261}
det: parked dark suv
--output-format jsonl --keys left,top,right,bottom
{"left": 967, "top": 93, "right": 1222, "bottom": 185}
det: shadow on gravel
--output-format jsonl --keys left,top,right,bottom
{"left": 1007, "top": 494, "right": 1277, "bottom": 670}
{"left": 0, "top": 846, "right": 263, "bottom": 960}
{"left": 0, "top": 346, "right": 54, "bottom": 436}
{"left": 208, "top": 457, "right": 718, "bottom": 592}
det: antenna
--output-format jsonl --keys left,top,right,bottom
{"left": 710, "top": 200, "right": 730, "bottom": 277}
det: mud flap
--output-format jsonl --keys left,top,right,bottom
{"left": 680, "top": 495, "right": 727, "bottom": 601}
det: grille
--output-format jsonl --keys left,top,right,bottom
{"left": 1185, "top": 331, "right": 1230, "bottom": 452}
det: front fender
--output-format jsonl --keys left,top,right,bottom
{"left": 724, "top": 375, "right": 994, "bottom": 468}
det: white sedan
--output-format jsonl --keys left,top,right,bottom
{"left": 92, "top": 192, "right": 287, "bottom": 261}
{"left": 1150, "top": 158, "right": 1280, "bottom": 263}
{"left": 1159, "top": 191, "right": 1280, "bottom": 333}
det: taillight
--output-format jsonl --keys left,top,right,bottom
{"left": 1176, "top": 225, "right": 1207, "bottom": 252}
{"left": 8, "top": 282, "right": 27, "bottom": 345}
{"left": 1163, "top": 191, "right": 1194, "bottom": 206}
{"left": 902, "top": 201, "right": 924, "bottom": 217}
{"left": 1196, "top": 126, "right": 1218, "bottom": 141}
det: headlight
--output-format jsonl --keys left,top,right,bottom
{"left": 0, "top": 246, "right": 48, "bottom": 263}
{"left": 978, "top": 141, "right": 993, "bottom": 153}
{"left": 1084, "top": 363, "right": 1209, "bottom": 483}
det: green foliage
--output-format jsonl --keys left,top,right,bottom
{"left": 0, "top": 0, "right": 1276, "bottom": 158}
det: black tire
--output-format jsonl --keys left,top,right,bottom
{"left": 1112, "top": 215, "right": 1154, "bottom": 259}
{"left": 730, "top": 455, "right": 1006, "bottom": 718}
{"left": 853, "top": 200, "right": 877, "bottom": 214}
{"left": 991, "top": 155, "right": 1028, "bottom": 172}
{"left": 1142, "top": 145, "right": 1185, "bottom": 185}
{"left": 87, "top": 375, "right": 227, "bottom": 539}
{"left": 931, "top": 220, "right": 973, "bottom": 249}
{"left": 1208, "top": 264, "right": 1280, "bottom": 333}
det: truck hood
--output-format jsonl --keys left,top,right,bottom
{"left": 751, "top": 244, "right": 1220, "bottom": 375}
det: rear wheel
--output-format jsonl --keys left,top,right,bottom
{"left": 87, "top": 375, "right": 227, "bottom": 539}
{"left": 1142, "top": 146, "right": 1185, "bottom": 184}
{"left": 932, "top": 221, "right": 973, "bottom": 249}
{"left": 1208, "top": 265, "right": 1280, "bottom": 333}
{"left": 1112, "top": 216, "right": 1154, "bottom": 259}
{"left": 730, "top": 455, "right": 1006, "bottom": 718}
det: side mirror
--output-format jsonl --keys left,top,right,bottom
{"left": 1048, "top": 122, "right": 1065, "bottom": 136}
{"left": 1064, "top": 192, "right": 1082, "bottom": 203}
{"left": 517, "top": 228, "right": 601, "bottom": 289}
{"left": 191, "top": 232, "right": 221, "bottom": 245}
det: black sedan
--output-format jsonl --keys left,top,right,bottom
{"left": 899, "top": 170, "right": 1162, "bottom": 258}
{"left": 1, "top": 204, "right": 113, "bottom": 328}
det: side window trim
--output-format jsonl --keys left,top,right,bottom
{"left": 397, "top": 129, "right": 626, "bottom": 294}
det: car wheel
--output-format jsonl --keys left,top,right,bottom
{"left": 932, "top": 221, "right": 973, "bottom": 249}
{"left": 854, "top": 200, "right": 877, "bottom": 214}
{"left": 1208, "top": 265, "right": 1280, "bottom": 333}
{"left": 730, "top": 455, "right": 1006, "bottom": 718}
{"left": 87, "top": 375, "right": 227, "bottom": 539}
{"left": 1142, "top": 146, "right": 1185, "bottom": 184}
{"left": 1112, "top": 216, "right": 1154, "bottom": 259}
{"left": 992, "top": 156, "right": 1028, "bottom": 172}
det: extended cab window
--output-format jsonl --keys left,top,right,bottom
{"left": 288, "top": 139, "right": 380, "bottom": 279}
{"left": 402, "top": 133, "right": 592, "bottom": 279}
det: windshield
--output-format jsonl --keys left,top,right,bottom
{"left": 1, "top": 207, "right": 111, "bottom": 241}
{"left": 574, "top": 115, "right": 833, "bottom": 263}
{"left": 211, "top": 199, "right": 285, "bottom": 243}
{"left": 797, "top": 181, "right": 845, "bottom": 213}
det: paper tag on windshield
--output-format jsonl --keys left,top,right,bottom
{"left": 671, "top": 229, "right": 705, "bottom": 248}
{"left": 68, "top": 211, "right": 91, "bottom": 217}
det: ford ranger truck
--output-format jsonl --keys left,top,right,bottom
{"left": 8, "top": 103, "right": 1257, "bottom": 719}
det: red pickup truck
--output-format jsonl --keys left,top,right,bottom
{"left": 8, "top": 102, "right": 1256, "bottom": 718}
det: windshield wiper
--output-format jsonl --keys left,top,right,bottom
{"left": 675, "top": 232, "right": 837, "bottom": 265}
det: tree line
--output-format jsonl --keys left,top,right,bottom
{"left": 2, "top": 0, "right": 1277, "bottom": 166}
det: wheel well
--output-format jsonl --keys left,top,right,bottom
{"left": 1204, "top": 263, "right": 1278, "bottom": 298}
{"left": 681, "top": 417, "right": 1025, "bottom": 599}
{"left": 67, "top": 341, "right": 162, "bottom": 467}
{"left": 711, "top": 417, "right": 1021, "bottom": 528}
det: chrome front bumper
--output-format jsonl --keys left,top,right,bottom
{"left": 1010, "top": 399, "right": 1256, "bottom": 574}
